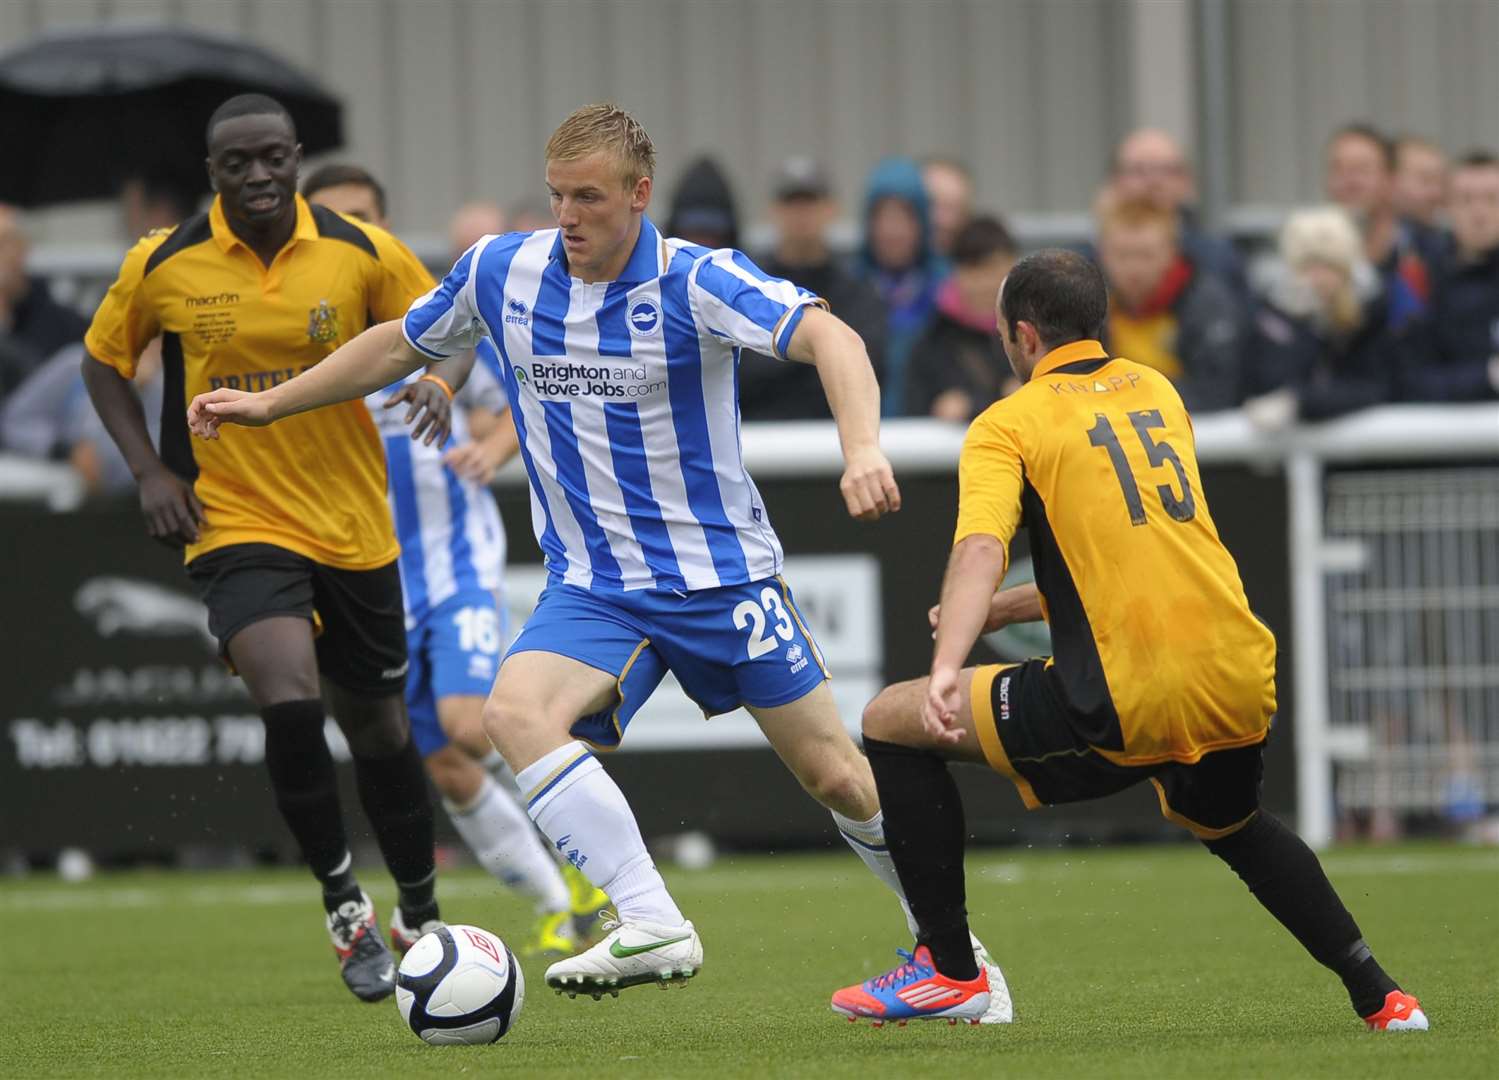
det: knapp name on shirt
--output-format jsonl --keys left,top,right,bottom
{"left": 513, "top": 360, "right": 667, "bottom": 401}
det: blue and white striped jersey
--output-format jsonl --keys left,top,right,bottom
{"left": 367, "top": 345, "right": 509, "bottom": 629}
{"left": 401, "top": 215, "right": 825, "bottom": 593}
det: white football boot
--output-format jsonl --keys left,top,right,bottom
{"left": 544, "top": 914, "right": 702, "bottom": 999}
{"left": 970, "top": 932, "right": 1014, "bottom": 1024}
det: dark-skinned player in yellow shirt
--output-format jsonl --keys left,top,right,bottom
{"left": 826, "top": 249, "right": 1427, "bottom": 1033}
{"left": 81, "top": 94, "right": 470, "bottom": 1003}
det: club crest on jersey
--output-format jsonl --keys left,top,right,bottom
{"left": 505, "top": 297, "right": 530, "bottom": 327}
{"left": 306, "top": 300, "right": 341, "bottom": 345}
{"left": 628, "top": 297, "right": 662, "bottom": 337}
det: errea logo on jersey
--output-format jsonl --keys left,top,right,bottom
{"left": 505, "top": 298, "right": 530, "bottom": 327}
{"left": 628, "top": 297, "right": 661, "bottom": 336}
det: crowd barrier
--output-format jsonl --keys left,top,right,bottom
{"left": 2, "top": 406, "right": 1494, "bottom": 856}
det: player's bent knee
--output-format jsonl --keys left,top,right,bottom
{"left": 451, "top": 729, "right": 491, "bottom": 760}
{"left": 332, "top": 694, "right": 410, "bottom": 758}
{"left": 436, "top": 698, "right": 490, "bottom": 758}
{"left": 481, "top": 689, "right": 569, "bottom": 760}
{"left": 480, "top": 694, "right": 525, "bottom": 750}
{"left": 423, "top": 747, "right": 477, "bottom": 803}
{"left": 861, "top": 682, "right": 923, "bottom": 745}
{"left": 860, "top": 691, "right": 895, "bottom": 739}
{"left": 802, "top": 759, "right": 872, "bottom": 816}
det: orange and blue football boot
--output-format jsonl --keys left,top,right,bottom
{"left": 1363, "top": 990, "right": 1429, "bottom": 1031}
{"left": 830, "top": 945, "right": 989, "bottom": 1026}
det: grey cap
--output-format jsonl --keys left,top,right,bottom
{"left": 773, "top": 156, "right": 832, "bottom": 200}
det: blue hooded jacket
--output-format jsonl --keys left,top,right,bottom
{"left": 859, "top": 157, "right": 946, "bottom": 414}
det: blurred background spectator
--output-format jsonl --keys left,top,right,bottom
{"left": 1396, "top": 152, "right": 1499, "bottom": 402}
{"left": 1392, "top": 135, "right": 1450, "bottom": 232}
{"left": 1096, "top": 197, "right": 1245, "bottom": 413}
{"left": 921, "top": 156, "right": 975, "bottom": 259}
{"left": 506, "top": 195, "right": 554, "bottom": 234}
{"left": 859, "top": 157, "right": 944, "bottom": 415}
{"left": 1108, "top": 127, "right": 1245, "bottom": 291}
{"left": 904, "top": 215, "right": 1018, "bottom": 422}
{"left": 300, "top": 162, "right": 389, "bottom": 227}
{"left": 447, "top": 200, "right": 506, "bottom": 263}
{"left": 739, "top": 156, "right": 888, "bottom": 421}
{"left": 666, "top": 156, "right": 739, "bottom": 250}
{"left": 1323, "top": 124, "right": 1433, "bottom": 330}
{"left": 0, "top": 205, "right": 89, "bottom": 400}
{"left": 118, "top": 169, "right": 201, "bottom": 240}
{"left": 1, "top": 338, "right": 162, "bottom": 495}
{"left": 1243, "top": 206, "right": 1393, "bottom": 427}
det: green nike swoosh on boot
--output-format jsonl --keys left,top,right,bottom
{"left": 609, "top": 934, "right": 692, "bottom": 959}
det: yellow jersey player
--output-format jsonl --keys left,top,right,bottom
{"left": 827, "top": 249, "right": 1427, "bottom": 1032}
{"left": 81, "top": 93, "right": 469, "bottom": 1003}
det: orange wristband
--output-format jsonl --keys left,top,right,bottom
{"left": 418, "top": 373, "right": 455, "bottom": 399}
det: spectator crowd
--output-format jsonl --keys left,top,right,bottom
{"left": 3, "top": 119, "right": 1498, "bottom": 496}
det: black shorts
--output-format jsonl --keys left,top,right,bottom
{"left": 971, "top": 660, "right": 1265, "bottom": 839}
{"left": 186, "top": 543, "right": 408, "bottom": 697}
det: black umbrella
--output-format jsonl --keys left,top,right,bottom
{"left": 0, "top": 23, "right": 343, "bottom": 207}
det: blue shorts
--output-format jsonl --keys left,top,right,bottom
{"left": 406, "top": 589, "right": 510, "bottom": 757}
{"left": 507, "top": 575, "right": 829, "bottom": 750}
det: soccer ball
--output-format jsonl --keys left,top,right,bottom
{"left": 395, "top": 924, "right": 525, "bottom": 1045}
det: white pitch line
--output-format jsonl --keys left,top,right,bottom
{"left": 0, "top": 882, "right": 315, "bottom": 912}
{"left": 2, "top": 850, "right": 1494, "bottom": 913}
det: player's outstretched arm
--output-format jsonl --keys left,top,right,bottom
{"left": 925, "top": 534, "right": 1009, "bottom": 742}
{"left": 188, "top": 320, "right": 425, "bottom": 439}
{"left": 784, "top": 306, "right": 900, "bottom": 521}
{"left": 928, "top": 582, "right": 1043, "bottom": 637}
{"left": 992, "top": 583, "right": 1043, "bottom": 624}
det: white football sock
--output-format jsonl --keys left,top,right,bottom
{"left": 515, "top": 742, "right": 684, "bottom": 927}
{"left": 445, "top": 775, "right": 571, "bottom": 914}
{"left": 484, "top": 747, "right": 578, "bottom": 875}
{"left": 832, "top": 808, "right": 920, "bottom": 938}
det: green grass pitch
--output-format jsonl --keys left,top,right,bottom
{"left": 5, "top": 843, "right": 1496, "bottom": 1078}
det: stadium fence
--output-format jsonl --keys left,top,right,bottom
{"left": 3, "top": 407, "right": 1496, "bottom": 853}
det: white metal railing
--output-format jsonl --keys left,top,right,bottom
{"left": 7, "top": 405, "right": 1496, "bottom": 845}
{"left": 1322, "top": 467, "right": 1499, "bottom": 830}
{"left": 0, "top": 454, "right": 87, "bottom": 510}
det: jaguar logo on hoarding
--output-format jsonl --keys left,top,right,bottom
{"left": 73, "top": 577, "right": 215, "bottom": 651}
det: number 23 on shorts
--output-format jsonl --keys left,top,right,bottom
{"left": 733, "top": 585, "right": 797, "bottom": 660}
